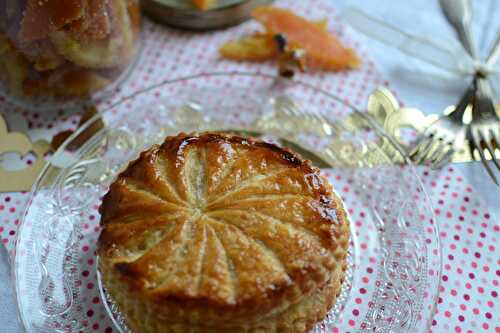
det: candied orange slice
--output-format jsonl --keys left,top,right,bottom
{"left": 0, "top": 34, "right": 29, "bottom": 96}
{"left": 312, "top": 19, "right": 328, "bottom": 31}
{"left": 50, "top": 0, "right": 135, "bottom": 69}
{"left": 252, "top": 6, "right": 360, "bottom": 70}
{"left": 219, "top": 20, "right": 328, "bottom": 62}
{"left": 12, "top": 37, "right": 66, "bottom": 71}
{"left": 127, "top": 0, "right": 142, "bottom": 39}
{"left": 69, "top": 0, "right": 112, "bottom": 42}
{"left": 29, "top": 41, "right": 66, "bottom": 71}
{"left": 220, "top": 33, "right": 278, "bottom": 61}
{"left": 19, "top": 0, "right": 86, "bottom": 42}
{"left": 193, "top": 0, "right": 217, "bottom": 10}
{"left": 0, "top": 33, "right": 11, "bottom": 54}
{"left": 23, "top": 67, "right": 111, "bottom": 97}
{"left": 54, "top": 68, "right": 111, "bottom": 96}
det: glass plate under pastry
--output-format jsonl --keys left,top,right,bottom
{"left": 14, "top": 72, "right": 441, "bottom": 333}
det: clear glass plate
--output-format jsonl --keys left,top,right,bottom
{"left": 14, "top": 72, "right": 441, "bottom": 333}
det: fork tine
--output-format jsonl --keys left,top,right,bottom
{"left": 428, "top": 141, "right": 450, "bottom": 169}
{"left": 410, "top": 131, "right": 430, "bottom": 152}
{"left": 427, "top": 140, "right": 445, "bottom": 162}
{"left": 491, "top": 126, "right": 500, "bottom": 156}
{"left": 479, "top": 129, "right": 500, "bottom": 171}
{"left": 432, "top": 147, "right": 455, "bottom": 169}
{"left": 470, "top": 127, "right": 499, "bottom": 185}
{"left": 411, "top": 135, "right": 438, "bottom": 165}
{"left": 409, "top": 130, "right": 432, "bottom": 155}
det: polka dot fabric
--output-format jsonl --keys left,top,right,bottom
{"left": 418, "top": 167, "right": 499, "bottom": 333}
{"left": 0, "top": 1, "right": 498, "bottom": 332}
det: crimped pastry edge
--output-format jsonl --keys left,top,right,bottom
{"left": 99, "top": 256, "right": 347, "bottom": 333}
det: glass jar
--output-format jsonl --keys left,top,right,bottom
{"left": 0, "top": 0, "right": 141, "bottom": 107}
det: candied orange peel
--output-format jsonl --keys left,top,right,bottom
{"left": 19, "top": 0, "right": 85, "bottom": 42}
{"left": 1, "top": 0, "right": 141, "bottom": 99}
{"left": 220, "top": 33, "right": 278, "bottom": 61}
{"left": 220, "top": 6, "right": 360, "bottom": 71}
{"left": 193, "top": 0, "right": 217, "bottom": 10}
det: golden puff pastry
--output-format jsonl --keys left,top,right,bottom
{"left": 97, "top": 132, "right": 350, "bottom": 333}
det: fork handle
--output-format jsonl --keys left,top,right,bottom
{"left": 449, "top": 82, "right": 475, "bottom": 122}
{"left": 456, "top": 25, "right": 479, "bottom": 59}
{"left": 476, "top": 74, "right": 496, "bottom": 100}
{"left": 439, "top": 0, "right": 479, "bottom": 59}
{"left": 486, "top": 30, "right": 500, "bottom": 66}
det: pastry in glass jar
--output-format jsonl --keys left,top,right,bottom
{"left": 0, "top": 0, "right": 141, "bottom": 102}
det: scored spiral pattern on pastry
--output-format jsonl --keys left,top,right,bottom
{"left": 98, "top": 132, "right": 349, "bottom": 332}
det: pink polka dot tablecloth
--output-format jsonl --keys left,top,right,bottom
{"left": 0, "top": 1, "right": 498, "bottom": 332}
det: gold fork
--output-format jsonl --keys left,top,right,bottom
{"left": 467, "top": 77, "right": 500, "bottom": 185}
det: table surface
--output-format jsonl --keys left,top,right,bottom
{"left": 0, "top": 0, "right": 498, "bottom": 332}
